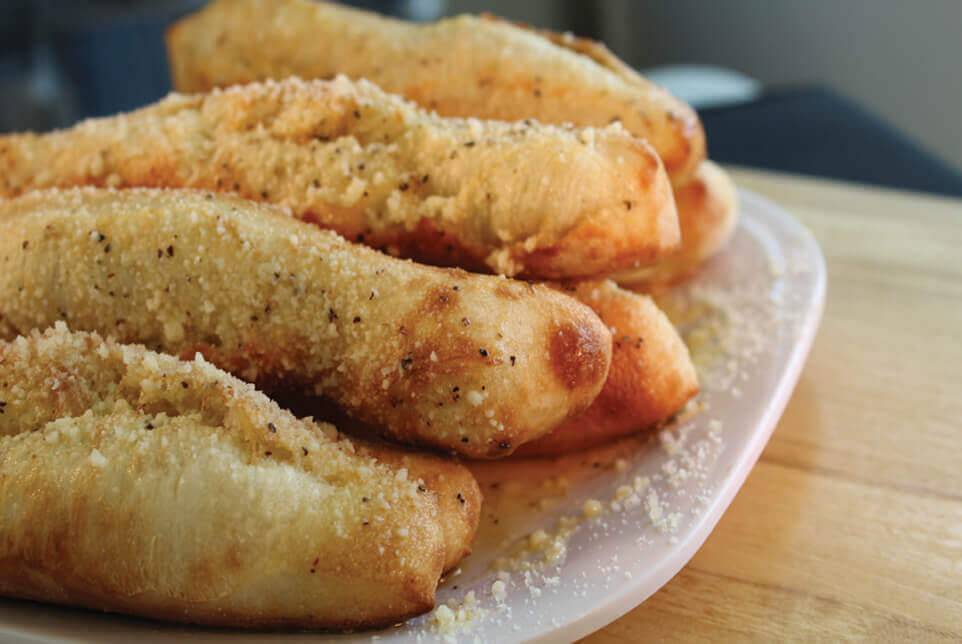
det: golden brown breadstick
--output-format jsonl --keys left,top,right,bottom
{"left": 516, "top": 280, "right": 698, "bottom": 456}
{"left": 267, "top": 392, "right": 481, "bottom": 570}
{"left": 0, "top": 324, "right": 464, "bottom": 629}
{"left": 0, "top": 188, "right": 611, "bottom": 458}
{"left": 166, "top": 0, "right": 705, "bottom": 182}
{"left": 360, "top": 441, "right": 481, "bottom": 570}
{"left": 0, "top": 76, "right": 678, "bottom": 280}
{"left": 614, "top": 161, "right": 739, "bottom": 289}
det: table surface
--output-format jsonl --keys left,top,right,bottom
{"left": 586, "top": 168, "right": 962, "bottom": 642}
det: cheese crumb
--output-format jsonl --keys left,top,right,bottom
{"left": 89, "top": 449, "right": 107, "bottom": 468}
{"left": 491, "top": 580, "right": 507, "bottom": 602}
{"left": 466, "top": 389, "right": 485, "bottom": 406}
{"left": 583, "top": 498, "right": 603, "bottom": 518}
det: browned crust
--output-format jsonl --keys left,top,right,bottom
{"left": 516, "top": 281, "right": 698, "bottom": 456}
{"left": 0, "top": 326, "right": 449, "bottom": 629}
{"left": 0, "top": 76, "right": 678, "bottom": 280}
{"left": 360, "top": 442, "right": 483, "bottom": 571}
{"left": 166, "top": 0, "right": 705, "bottom": 184}
{"left": 481, "top": 13, "right": 706, "bottom": 181}
{"left": 0, "top": 188, "right": 612, "bottom": 458}
{"left": 0, "top": 568, "right": 432, "bottom": 631}
{"left": 615, "top": 160, "right": 739, "bottom": 290}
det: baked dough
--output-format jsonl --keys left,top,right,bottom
{"left": 614, "top": 161, "right": 739, "bottom": 289}
{"left": 0, "top": 188, "right": 612, "bottom": 458}
{"left": 359, "top": 441, "right": 481, "bottom": 571}
{"left": 0, "top": 76, "right": 678, "bottom": 280}
{"left": 517, "top": 280, "right": 698, "bottom": 456}
{"left": 167, "top": 0, "right": 704, "bottom": 183}
{"left": 0, "top": 324, "right": 476, "bottom": 628}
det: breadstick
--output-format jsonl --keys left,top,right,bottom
{"left": 517, "top": 280, "right": 698, "bottom": 456}
{"left": 0, "top": 76, "right": 678, "bottom": 280}
{"left": 0, "top": 188, "right": 611, "bottom": 458}
{"left": 166, "top": 0, "right": 705, "bottom": 182}
{"left": 266, "top": 393, "right": 481, "bottom": 569}
{"left": 360, "top": 441, "right": 481, "bottom": 570}
{"left": 0, "top": 324, "right": 464, "bottom": 628}
{"left": 614, "top": 161, "right": 739, "bottom": 289}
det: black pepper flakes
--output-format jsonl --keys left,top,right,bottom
{"left": 166, "top": 245, "right": 174, "bottom": 257}
{"left": 353, "top": 316, "right": 361, "bottom": 324}
{"left": 456, "top": 493, "right": 466, "bottom": 505}
{"left": 302, "top": 447, "right": 309, "bottom": 456}
{"left": 267, "top": 422, "right": 277, "bottom": 433}
{"left": 400, "top": 355, "right": 414, "bottom": 370}
{"left": 181, "top": 381, "right": 189, "bottom": 389}
{"left": 464, "top": 141, "right": 476, "bottom": 148}
{"left": 328, "top": 308, "right": 338, "bottom": 322}
{"left": 460, "top": 436, "right": 469, "bottom": 443}
{"left": 21, "top": 240, "right": 28, "bottom": 250}
{"left": 498, "top": 440, "right": 511, "bottom": 450}
{"left": 398, "top": 182, "right": 409, "bottom": 191}
{"left": 479, "top": 348, "right": 488, "bottom": 357}
{"left": 145, "top": 422, "right": 154, "bottom": 430}
{"left": 461, "top": 317, "right": 470, "bottom": 327}
{"left": 103, "top": 244, "right": 111, "bottom": 253}
{"left": 510, "top": 355, "right": 517, "bottom": 366}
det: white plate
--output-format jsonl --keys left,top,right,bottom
{"left": 0, "top": 188, "right": 825, "bottom": 643}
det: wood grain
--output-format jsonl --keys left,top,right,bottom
{"left": 586, "top": 168, "right": 962, "bottom": 642}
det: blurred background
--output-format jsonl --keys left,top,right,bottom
{"left": 1, "top": 0, "right": 960, "bottom": 195}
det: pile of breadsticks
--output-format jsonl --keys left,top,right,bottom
{"left": 0, "top": 0, "right": 737, "bottom": 630}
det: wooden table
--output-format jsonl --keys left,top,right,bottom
{"left": 586, "top": 168, "right": 962, "bottom": 642}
